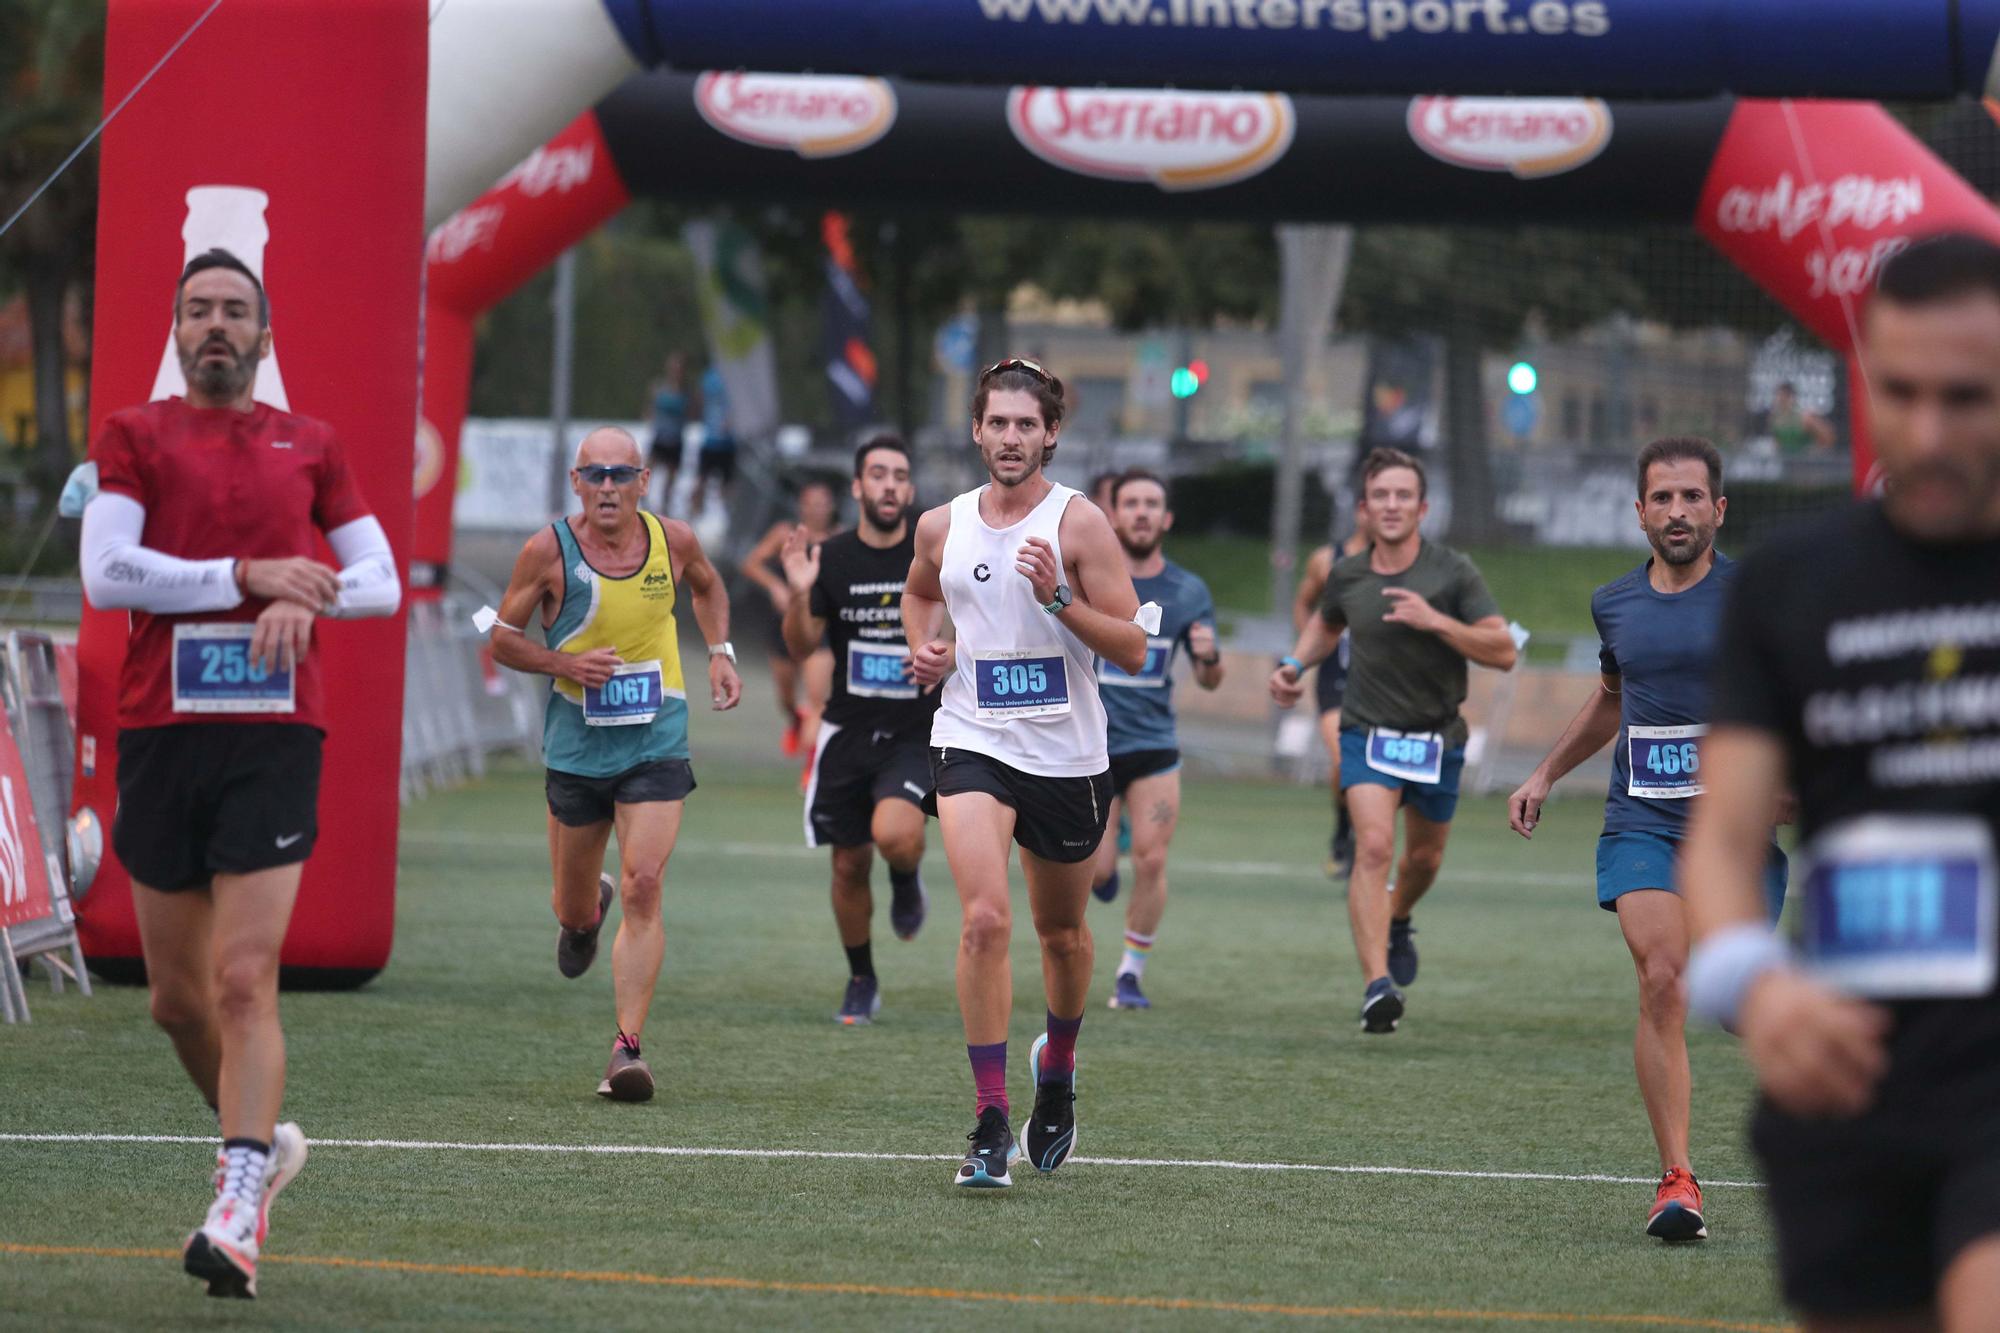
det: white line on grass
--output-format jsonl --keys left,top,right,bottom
{"left": 0, "top": 1133, "right": 1761, "bottom": 1188}
{"left": 396, "top": 829, "right": 1592, "bottom": 889}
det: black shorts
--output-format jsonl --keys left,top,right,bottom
{"left": 1108, "top": 748, "right": 1180, "bottom": 798}
{"left": 1315, "top": 644, "right": 1349, "bottom": 714}
{"left": 925, "top": 746, "right": 1111, "bottom": 864}
{"left": 113, "top": 723, "right": 322, "bottom": 892}
{"left": 698, "top": 448, "right": 737, "bottom": 484}
{"left": 1755, "top": 1092, "right": 2000, "bottom": 1315}
{"left": 804, "top": 723, "right": 931, "bottom": 848}
{"left": 649, "top": 432, "right": 682, "bottom": 471}
{"left": 545, "top": 758, "right": 696, "bottom": 828}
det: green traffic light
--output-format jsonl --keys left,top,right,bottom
{"left": 1507, "top": 361, "right": 1539, "bottom": 395}
{"left": 1170, "top": 367, "right": 1200, "bottom": 399}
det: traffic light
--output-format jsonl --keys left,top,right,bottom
{"left": 1507, "top": 360, "right": 1539, "bottom": 395}
{"left": 1170, "top": 358, "right": 1210, "bottom": 399}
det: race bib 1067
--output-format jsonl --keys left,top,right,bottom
{"left": 1628, "top": 723, "right": 1705, "bottom": 799}
{"left": 973, "top": 648, "right": 1071, "bottom": 720}
{"left": 171, "top": 623, "right": 294, "bottom": 714}
{"left": 583, "top": 660, "right": 667, "bottom": 727}
{"left": 1798, "top": 815, "right": 1997, "bottom": 1000}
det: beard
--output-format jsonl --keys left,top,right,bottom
{"left": 179, "top": 337, "right": 256, "bottom": 400}
{"left": 861, "top": 497, "right": 907, "bottom": 534}
{"left": 1648, "top": 525, "right": 1712, "bottom": 566}
{"left": 1117, "top": 531, "right": 1161, "bottom": 559}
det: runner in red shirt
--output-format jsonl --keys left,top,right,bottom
{"left": 79, "top": 249, "right": 401, "bottom": 1300}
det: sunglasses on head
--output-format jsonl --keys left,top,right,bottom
{"left": 577, "top": 464, "right": 643, "bottom": 485}
{"left": 980, "top": 357, "right": 1056, "bottom": 388}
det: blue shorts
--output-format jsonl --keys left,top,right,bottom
{"left": 1596, "top": 829, "right": 1788, "bottom": 922}
{"left": 1337, "top": 727, "right": 1465, "bottom": 824}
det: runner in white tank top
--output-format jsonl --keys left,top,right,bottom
{"left": 903, "top": 359, "right": 1148, "bottom": 1188}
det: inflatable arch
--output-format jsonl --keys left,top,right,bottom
{"left": 72, "top": 0, "right": 2000, "bottom": 984}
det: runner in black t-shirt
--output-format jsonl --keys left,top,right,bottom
{"left": 1684, "top": 234, "right": 2000, "bottom": 1324}
{"left": 781, "top": 435, "right": 940, "bottom": 1026}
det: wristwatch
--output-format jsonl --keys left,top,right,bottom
{"left": 709, "top": 641, "right": 737, "bottom": 663}
{"left": 1042, "top": 584, "right": 1073, "bottom": 615}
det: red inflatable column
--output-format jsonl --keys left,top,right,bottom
{"left": 1695, "top": 100, "right": 2000, "bottom": 493}
{"left": 415, "top": 113, "right": 632, "bottom": 592}
{"left": 75, "top": 0, "right": 427, "bottom": 984}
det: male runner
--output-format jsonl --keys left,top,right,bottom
{"left": 1088, "top": 469, "right": 1224, "bottom": 1011}
{"left": 1269, "top": 448, "right": 1516, "bottom": 1033}
{"left": 1507, "top": 436, "right": 1786, "bottom": 1243}
{"left": 744, "top": 479, "right": 839, "bottom": 757}
{"left": 1685, "top": 234, "right": 2000, "bottom": 1325}
{"left": 1088, "top": 470, "right": 1119, "bottom": 519}
{"left": 1294, "top": 499, "right": 1372, "bottom": 878}
{"left": 905, "top": 358, "right": 1147, "bottom": 1187}
{"left": 489, "top": 426, "right": 740, "bottom": 1102}
{"left": 780, "top": 435, "right": 936, "bottom": 1025}
{"left": 80, "top": 249, "right": 401, "bottom": 1297}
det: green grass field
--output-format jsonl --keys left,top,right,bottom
{"left": 0, "top": 759, "right": 1790, "bottom": 1330}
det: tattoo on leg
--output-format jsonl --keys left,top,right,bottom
{"left": 1150, "top": 799, "right": 1173, "bottom": 826}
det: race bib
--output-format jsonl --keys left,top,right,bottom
{"left": 1098, "top": 636, "right": 1173, "bottom": 689}
{"left": 1628, "top": 724, "right": 1706, "bottom": 799}
{"left": 171, "top": 623, "right": 294, "bottom": 714}
{"left": 1797, "top": 815, "right": 1997, "bottom": 1000}
{"left": 973, "top": 648, "right": 1071, "bottom": 720}
{"left": 847, "top": 640, "right": 917, "bottom": 700}
{"left": 1365, "top": 727, "right": 1444, "bottom": 785}
{"left": 583, "top": 660, "right": 666, "bottom": 727}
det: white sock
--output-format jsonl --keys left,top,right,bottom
{"left": 1120, "top": 933, "right": 1155, "bottom": 980}
{"left": 220, "top": 1141, "right": 270, "bottom": 1207}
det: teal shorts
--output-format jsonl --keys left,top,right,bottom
{"left": 1338, "top": 727, "right": 1465, "bottom": 824}
{"left": 1596, "top": 829, "right": 1788, "bottom": 922}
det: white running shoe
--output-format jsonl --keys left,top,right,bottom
{"left": 184, "top": 1192, "right": 259, "bottom": 1299}
{"left": 259, "top": 1122, "right": 307, "bottom": 1245}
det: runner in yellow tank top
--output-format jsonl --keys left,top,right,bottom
{"left": 490, "top": 426, "right": 741, "bottom": 1102}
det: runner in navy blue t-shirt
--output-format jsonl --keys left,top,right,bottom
{"left": 1509, "top": 437, "right": 1786, "bottom": 1245}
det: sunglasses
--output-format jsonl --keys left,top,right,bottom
{"left": 577, "top": 464, "right": 643, "bottom": 486}
{"left": 979, "top": 357, "right": 1057, "bottom": 388}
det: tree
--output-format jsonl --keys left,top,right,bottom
{"left": 0, "top": 0, "right": 103, "bottom": 484}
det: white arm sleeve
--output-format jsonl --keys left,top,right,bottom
{"left": 324, "top": 516, "right": 401, "bottom": 619}
{"left": 80, "top": 493, "right": 244, "bottom": 615}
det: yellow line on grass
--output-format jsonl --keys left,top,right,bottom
{"left": 2, "top": 1242, "right": 1791, "bottom": 1330}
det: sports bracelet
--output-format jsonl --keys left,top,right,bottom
{"left": 1279, "top": 654, "right": 1304, "bottom": 674}
{"left": 1686, "top": 922, "right": 1793, "bottom": 1029}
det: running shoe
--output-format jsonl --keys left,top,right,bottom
{"left": 184, "top": 1193, "right": 259, "bottom": 1299}
{"left": 955, "top": 1105, "right": 1019, "bottom": 1188}
{"left": 889, "top": 872, "right": 928, "bottom": 941}
{"left": 1325, "top": 824, "right": 1355, "bottom": 879}
{"left": 596, "top": 1031, "right": 654, "bottom": 1102}
{"left": 1025, "top": 1032, "right": 1078, "bottom": 1173}
{"left": 556, "top": 873, "right": 615, "bottom": 979}
{"left": 1092, "top": 869, "right": 1120, "bottom": 904}
{"left": 1107, "top": 971, "right": 1150, "bottom": 1011}
{"left": 781, "top": 713, "right": 802, "bottom": 757}
{"left": 1360, "top": 976, "right": 1404, "bottom": 1034}
{"left": 257, "top": 1122, "right": 307, "bottom": 1246}
{"left": 1388, "top": 917, "right": 1419, "bottom": 987}
{"left": 835, "top": 975, "right": 881, "bottom": 1026}
{"left": 1647, "top": 1167, "right": 1708, "bottom": 1241}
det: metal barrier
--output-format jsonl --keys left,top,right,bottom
{"left": 400, "top": 582, "right": 542, "bottom": 804}
{"left": 1, "top": 631, "right": 91, "bottom": 1022}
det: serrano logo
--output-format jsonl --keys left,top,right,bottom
{"left": 695, "top": 72, "right": 897, "bottom": 159}
{"left": 1407, "top": 97, "right": 1613, "bottom": 179}
{"left": 1006, "top": 87, "right": 1295, "bottom": 192}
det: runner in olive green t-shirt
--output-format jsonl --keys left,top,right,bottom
{"left": 1269, "top": 450, "right": 1518, "bottom": 1034}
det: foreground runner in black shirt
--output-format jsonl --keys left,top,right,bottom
{"left": 782, "top": 435, "right": 940, "bottom": 1025}
{"left": 1685, "top": 234, "right": 2000, "bottom": 1324}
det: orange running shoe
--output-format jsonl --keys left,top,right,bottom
{"left": 1647, "top": 1166, "right": 1707, "bottom": 1241}
{"left": 781, "top": 712, "right": 803, "bottom": 757}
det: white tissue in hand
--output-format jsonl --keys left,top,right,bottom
{"left": 1134, "top": 601, "right": 1163, "bottom": 635}
{"left": 472, "top": 604, "right": 500, "bottom": 634}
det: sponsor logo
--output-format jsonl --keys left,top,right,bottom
{"left": 426, "top": 203, "right": 505, "bottom": 266}
{"left": 1714, "top": 172, "right": 1925, "bottom": 244}
{"left": 1407, "top": 97, "right": 1612, "bottom": 179}
{"left": 275, "top": 832, "right": 305, "bottom": 849}
{"left": 695, "top": 72, "right": 897, "bottom": 159}
{"left": 1006, "top": 87, "right": 1295, "bottom": 192}
{"left": 973, "top": 563, "right": 992, "bottom": 583}
{"left": 271, "top": 440, "right": 293, "bottom": 450}
{"left": 495, "top": 140, "right": 597, "bottom": 198}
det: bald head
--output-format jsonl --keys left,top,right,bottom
{"left": 574, "top": 426, "right": 643, "bottom": 469}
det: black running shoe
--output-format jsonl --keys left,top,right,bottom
{"left": 889, "top": 872, "right": 928, "bottom": 942}
{"left": 1092, "top": 869, "right": 1120, "bottom": 904}
{"left": 1360, "top": 976, "right": 1405, "bottom": 1034}
{"left": 557, "top": 873, "right": 615, "bottom": 978}
{"left": 1025, "top": 1033, "right": 1077, "bottom": 1173}
{"left": 835, "top": 974, "right": 881, "bottom": 1026}
{"left": 1388, "top": 917, "right": 1419, "bottom": 987}
{"left": 955, "top": 1106, "right": 1018, "bottom": 1188}
{"left": 1328, "top": 824, "right": 1355, "bottom": 879}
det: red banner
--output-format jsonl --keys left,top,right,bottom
{"left": 0, "top": 709, "right": 54, "bottom": 932}
{"left": 1696, "top": 100, "right": 2000, "bottom": 489}
{"left": 76, "top": 0, "right": 426, "bottom": 979}
{"left": 415, "top": 112, "right": 631, "bottom": 590}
